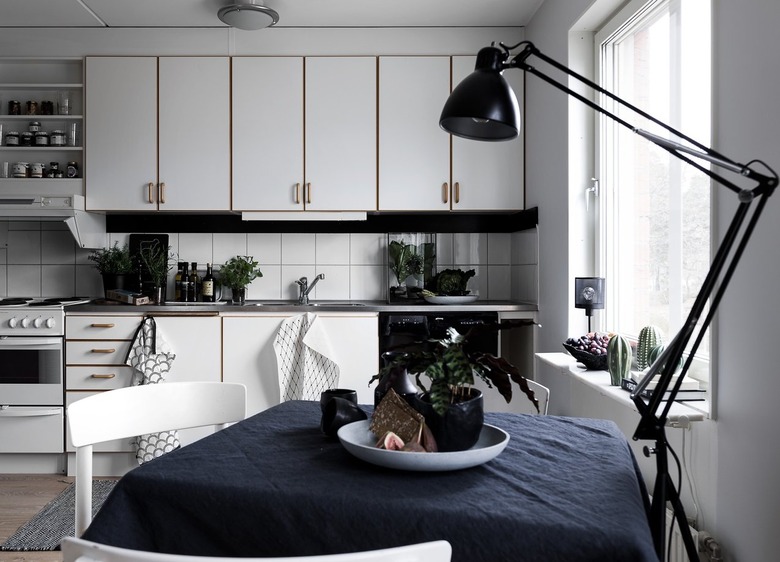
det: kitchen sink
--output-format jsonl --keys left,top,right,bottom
{"left": 310, "top": 303, "right": 366, "bottom": 307}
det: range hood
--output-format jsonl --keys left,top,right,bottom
{"left": 0, "top": 195, "right": 106, "bottom": 249}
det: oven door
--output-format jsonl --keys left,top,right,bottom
{"left": 0, "top": 336, "right": 63, "bottom": 406}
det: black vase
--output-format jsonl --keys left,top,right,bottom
{"left": 412, "top": 389, "right": 484, "bottom": 452}
{"left": 101, "top": 273, "right": 131, "bottom": 297}
{"left": 374, "top": 351, "right": 418, "bottom": 407}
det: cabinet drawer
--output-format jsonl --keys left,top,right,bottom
{"left": 66, "top": 392, "right": 134, "bottom": 452}
{"left": 0, "top": 407, "right": 64, "bottom": 453}
{"left": 66, "top": 366, "right": 134, "bottom": 390}
{"left": 66, "top": 340, "right": 132, "bottom": 365}
{"left": 66, "top": 316, "right": 142, "bottom": 340}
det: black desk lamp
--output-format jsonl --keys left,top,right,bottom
{"left": 440, "top": 40, "right": 777, "bottom": 562}
{"left": 574, "top": 277, "right": 605, "bottom": 333}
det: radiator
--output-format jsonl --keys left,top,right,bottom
{"left": 665, "top": 508, "right": 699, "bottom": 562}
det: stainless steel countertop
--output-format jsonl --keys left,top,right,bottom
{"left": 67, "top": 299, "right": 538, "bottom": 315}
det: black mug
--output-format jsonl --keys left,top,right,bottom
{"left": 320, "top": 396, "right": 367, "bottom": 437}
{"left": 319, "top": 388, "right": 358, "bottom": 413}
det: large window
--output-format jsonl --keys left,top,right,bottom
{"left": 597, "top": 0, "right": 712, "bottom": 380}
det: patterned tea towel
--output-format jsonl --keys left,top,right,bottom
{"left": 125, "top": 316, "right": 179, "bottom": 464}
{"left": 274, "top": 313, "right": 340, "bottom": 401}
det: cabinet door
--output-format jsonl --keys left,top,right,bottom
{"left": 232, "top": 57, "right": 304, "bottom": 211}
{"left": 158, "top": 57, "right": 231, "bottom": 211}
{"left": 222, "top": 314, "right": 379, "bottom": 417}
{"left": 451, "top": 56, "right": 525, "bottom": 211}
{"left": 378, "top": 57, "right": 451, "bottom": 211}
{"left": 85, "top": 57, "right": 158, "bottom": 211}
{"left": 305, "top": 57, "right": 377, "bottom": 211}
{"left": 222, "top": 316, "right": 284, "bottom": 416}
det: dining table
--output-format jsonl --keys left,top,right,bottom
{"left": 82, "top": 400, "right": 658, "bottom": 561}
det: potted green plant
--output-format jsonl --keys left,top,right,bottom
{"left": 138, "top": 240, "right": 175, "bottom": 304}
{"left": 88, "top": 242, "right": 135, "bottom": 296}
{"left": 371, "top": 321, "right": 538, "bottom": 451}
{"left": 218, "top": 255, "right": 263, "bottom": 305}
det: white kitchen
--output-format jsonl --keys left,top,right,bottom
{"left": 0, "top": 1, "right": 778, "bottom": 561}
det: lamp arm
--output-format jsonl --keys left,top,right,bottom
{"left": 488, "top": 39, "right": 778, "bottom": 560}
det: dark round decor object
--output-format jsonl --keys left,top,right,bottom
{"left": 563, "top": 343, "right": 608, "bottom": 370}
{"left": 320, "top": 397, "right": 367, "bottom": 438}
{"left": 412, "top": 389, "right": 484, "bottom": 452}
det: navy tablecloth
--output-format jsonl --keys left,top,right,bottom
{"left": 83, "top": 400, "right": 658, "bottom": 561}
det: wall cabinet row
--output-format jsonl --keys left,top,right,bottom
{"left": 84, "top": 56, "right": 524, "bottom": 214}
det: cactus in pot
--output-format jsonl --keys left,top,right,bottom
{"left": 636, "top": 325, "right": 663, "bottom": 370}
{"left": 607, "top": 334, "right": 632, "bottom": 386}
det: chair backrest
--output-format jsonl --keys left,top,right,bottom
{"left": 527, "top": 379, "right": 550, "bottom": 415}
{"left": 68, "top": 382, "right": 247, "bottom": 537}
{"left": 61, "top": 537, "right": 452, "bottom": 562}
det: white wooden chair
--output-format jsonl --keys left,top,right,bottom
{"left": 60, "top": 537, "right": 452, "bottom": 562}
{"left": 67, "top": 382, "right": 247, "bottom": 537}
{"left": 527, "top": 379, "right": 550, "bottom": 415}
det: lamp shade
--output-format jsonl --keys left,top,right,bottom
{"left": 439, "top": 46, "right": 520, "bottom": 141}
{"left": 574, "top": 277, "right": 605, "bottom": 310}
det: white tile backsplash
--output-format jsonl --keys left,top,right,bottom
{"left": 0, "top": 222, "right": 538, "bottom": 303}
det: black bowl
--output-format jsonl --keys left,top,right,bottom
{"left": 563, "top": 343, "right": 608, "bottom": 371}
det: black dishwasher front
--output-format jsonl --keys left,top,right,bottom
{"left": 378, "top": 311, "right": 498, "bottom": 369}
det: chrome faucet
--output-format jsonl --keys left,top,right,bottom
{"left": 295, "top": 274, "right": 325, "bottom": 305}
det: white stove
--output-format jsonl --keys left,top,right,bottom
{"left": 0, "top": 297, "right": 91, "bottom": 337}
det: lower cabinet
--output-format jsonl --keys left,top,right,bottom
{"left": 64, "top": 314, "right": 222, "bottom": 476}
{"left": 222, "top": 314, "right": 379, "bottom": 416}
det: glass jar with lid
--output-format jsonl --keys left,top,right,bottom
{"left": 34, "top": 132, "right": 50, "bottom": 146}
{"left": 28, "top": 121, "right": 41, "bottom": 133}
{"left": 20, "top": 132, "right": 33, "bottom": 147}
{"left": 50, "top": 130, "right": 66, "bottom": 146}
{"left": 66, "top": 161, "right": 79, "bottom": 178}
{"left": 5, "top": 131, "right": 20, "bottom": 146}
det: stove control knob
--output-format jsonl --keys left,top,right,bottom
{"left": 34, "top": 317, "right": 43, "bottom": 328}
{"left": 21, "top": 317, "right": 31, "bottom": 328}
{"left": 8, "top": 317, "right": 18, "bottom": 328}
{"left": 46, "top": 317, "right": 56, "bottom": 329}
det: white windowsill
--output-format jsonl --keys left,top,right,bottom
{"left": 535, "top": 352, "right": 709, "bottom": 424}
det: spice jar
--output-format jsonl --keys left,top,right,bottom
{"left": 25, "top": 101, "right": 39, "bottom": 115}
{"left": 5, "top": 131, "right": 20, "bottom": 146}
{"left": 20, "top": 132, "right": 33, "bottom": 147}
{"left": 34, "top": 132, "right": 50, "bottom": 146}
{"left": 66, "top": 161, "right": 79, "bottom": 178}
{"left": 40, "top": 101, "right": 54, "bottom": 115}
{"left": 8, "top": 100, "right": 21, "bottom": 115}
{"left": 30, "top": 162, "right": 44, "bottom": 178}
{"left": 50, "top": 130, "right": 66, "bottom": 146}
{"left": 28, "top": 121, "right": 41, "bottom": 133}
{"left": 11, "top": 162, "right": 28, "bottom": 178}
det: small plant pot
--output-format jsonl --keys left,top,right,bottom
{"left": 101, "top": 273, "right": 133, "bottom": 298}
{"left": 230, "top": 286, "right": 246, "bottom": 305}
{"left": 412, "top": 389, "right": 484, "bottom": 452}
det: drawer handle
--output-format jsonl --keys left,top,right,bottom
{"left": 454, "top": 181, "right": 460, "bottom": 204}
{"left": 442, "top": 182, "right": 449, "bottom": 203}
{"left": 90, "top": 374, "right": 116, "bottom": 379}
{"left": 159, "top": 182, "right": 166, "bottom": 204}
{"left": 147, "top": 182, "right": 154, "bottom": 204}
{"left": 306, "top": 182, "right": 312, "bottom": 204}
{"left": 294, "top": 182, "right": 301, "bottom": 204}
{"left": 90, "top": 323, "right": 115, "bottom": 328}
{"left": 91, "top": 348, "right": 116, "bottom": 354}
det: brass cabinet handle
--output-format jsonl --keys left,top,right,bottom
{"left": 159, "top": 182, "right": 166, "bottom": 204}
{"left": 306, "top": 182, "right": 312, "bottom": 204}
{"left": 442, "top": 182, "right": 449, "bottom": 204}
{"left": 295, "top": 183, "right": 301, "bottom": 204}
{"left": 147, "top": 182, "right": 154, "bottom": 204}
{"left": 91, "top": 348, "right": 116, "bottom": 354}
{"left": 454, "top": 181, "right": 460, "bottom": 204}
{"left": 90, "top": 323, "right": 115, "bottom": 328}
{"left": 90, "top": 374, "right": 116, "bottom": 379}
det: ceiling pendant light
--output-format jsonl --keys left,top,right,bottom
{"left": 218, "top": 0, "right": 279, "bottom": 31}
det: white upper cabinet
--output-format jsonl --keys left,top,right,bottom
{"left": 86, "top": 57, "right": 157, "bottom": 211}
{"left": 378, "top": 56, "right": 451, "bottom": 211}
{"left": 85, "top": 56, "right": 230, "bottom": 212}
{"left": 232, "top": 57, "right": 304, "bottom": 211}
{"left": 158, "top": 57, "right": 230, "bottom": 211}
{"left": 450, "top": 56, "right": 524, "bottom": 211}
{"left": 304, "top": 57, "right": 377, "bottom": 211}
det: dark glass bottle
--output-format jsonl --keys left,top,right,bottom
{"left": 188, "top": 262, "right": 200, "bottom": 302}
{"left": 180, "top": 262, "right": 189, "bottom": 303}
{"left": 374, "top": 351, "right": 418, "bottom": 407}
{"left": 174, "top": 262, "right": 184, "bottom": 302}
{"left": 201, "top": 263, "right": 215, "bottom": 302}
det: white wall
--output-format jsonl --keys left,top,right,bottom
{"left": 527, "top": 0, "right": 780, "bottom": 560}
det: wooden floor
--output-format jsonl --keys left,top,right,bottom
{"left": 0, "top": 474, "right": 72, "bottom": 562}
